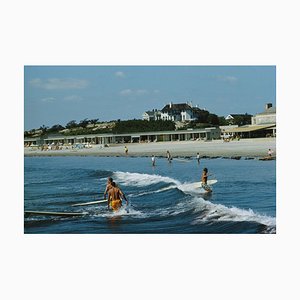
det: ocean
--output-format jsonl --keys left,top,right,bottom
{"left": 24, "top": 156, "right": 276, "bottom": 234}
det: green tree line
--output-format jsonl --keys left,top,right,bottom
{"left": 112, "top": 119, "right": 175, "bottom": 134}
{"left": 24, "top": 113, "right": 252, "bottom": 138}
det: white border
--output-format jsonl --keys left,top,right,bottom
{"left": 2, "top": 0, "right": 299, "bottom": 299}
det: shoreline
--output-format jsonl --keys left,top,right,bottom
{"left": 24, "top": 138, "right": 276, "bottom": 160}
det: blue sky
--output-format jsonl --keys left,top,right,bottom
{"left": 24, "top": 66, "right": 276, "bottom": 130}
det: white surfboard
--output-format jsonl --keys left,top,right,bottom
{"left": 24, "top": 210, "right": 88, "bottom": 217}
{"left": 178, "top": 179, "right": 217, "bottom": 193}
{"left": 181, "top": 179, "right": 217, "bottom": 189}
{"left": 193, "top": 179, "right": 218, "bottom": 188}
{"left": 71, "top": 199, "right": 107, "bottom": 207}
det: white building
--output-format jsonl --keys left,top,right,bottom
{"left": 142, "top": 110, "right": 161, "bottom": 121}
{"left": 223, "top": 103, "right": 276, "bottom": 138}
{"left": 160, "top": 102, "right": 201, "bottom": 122}
{"left": 252, "top": 103, "right": 276, "bottom": 125}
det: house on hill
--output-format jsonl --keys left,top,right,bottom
{"left": 160, "top": 102, "right": 204, "bottom": 122}
{"left": 142, "top": 109, "right": 161, "bottom": 121}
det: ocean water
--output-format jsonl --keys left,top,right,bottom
{"left": 24, "top": 156, "right": 276, "bottom": 234}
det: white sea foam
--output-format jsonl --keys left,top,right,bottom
{"left": 113, "top": 171, "right": 181, "bottom": 187}
{"left": 128, "top": 185, "right": 177, "bottom": 198}
{"left": 190, "top": 196, "right": 276, "bottom": 228}
{"left": 91, "top": 204, "right": 145, "bottom": 218}
{"left": 113, "top": 171, "right": 276, "bottom": 230}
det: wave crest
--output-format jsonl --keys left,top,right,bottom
{"left": 113, "top": 171, "right": 181, "bottom": 187}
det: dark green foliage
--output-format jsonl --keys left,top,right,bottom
{"left": 207, "top": 113, "right": 220, "bottom": 125}
{"left": 24, "top": 131, "right": 32, "bottom": 138}
{"left": 218, "top": 116, "right": 227, "bottom": 126}
{"left": 66, "top": 120, "right": 78, "bottom": 129}
{"left": 226, "top": 114, "right": 252, "bottom": 126}
{"left": 238, "top": 114, "right": 252, "bottom": 126}
{"left": 89, "top": 119, "right": 99, "bottom": 125}
{"left": 47, "top": 124, "right": 65, "bottom": 133}
{"left": 25, "top": 109, "right": 231, "bottom": 138}
{"left": 195, "top": 109, "right": 210, "bottom": 122}
{"left": 112, "top": 120, "right": 176, "bottom": 134}
{"left": 78, "top": 118, "right": 89, "bottom": 128}
{"left": 39, "top": 125, "right": 48, "bottom": 133}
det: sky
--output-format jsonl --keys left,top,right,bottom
{"left": 24, "top": 66, "right": 276, "bottom": 130}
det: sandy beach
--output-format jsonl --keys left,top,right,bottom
{"left": 24, "top": 137, "right": 276, "bottom": 159}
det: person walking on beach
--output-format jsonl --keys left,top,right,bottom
{"left": 196, "top": 152, "right": 200, "bottom": 164}
{"left": 166, "top": 150, "right": 172, "bottom": 163}
{"left": 124, "top": 146, "right": 128, "bottom": 155}
{"left": 151, "top": 155, "right": 156, "bottom": 166}
{"left": 201, "top": 167, "right": 212, "bottom": 193}
{"left": 107, "top": 182, "right": 128, "bottom": 211}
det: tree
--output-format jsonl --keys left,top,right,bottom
{"left": 218, "top": 116, "right": 227, "bottom": 126}
{"left": 90, "top": 119, "right": 99, "bottom": 125}
{"left": 39, "top": 125, "right": 48, "bottom": 134}
{"left": 231, "top": 114, "right": 252, "bottom": 126}
{"left": 78, "top": 118, "right": 89, "bottom": 128}
{"left": 112, "top": 119, "right": 175, "bottom": 133}
{"left": 207, "top": 114, "right": 220, "bottom": 125}
{"left": 66, "top": 120, "right": 78, "bottom": 129}
{"left": 194, "top": 109, "right": 210, "bottom": 123}
{"left": 48, "top": 124, "right": 65, "bottom": 133}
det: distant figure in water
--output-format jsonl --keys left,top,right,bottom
{"left": 268, "top": 148, "right": 273, "bottom": 157}
{"left": 124, "top": 146, "right": 128, "bottom": 155}
{"left": 196, "top": 152, "right": 200, "bottom": 164}
{"left": 201, "top": 167, "right": 212, "bottom": 193}
{"left": 166, "top": 150, "right": 172, "bottom": 163}
{"left": 107, "top": 182, "right": 128, "bottom": 211}
{"left": 151, "top": 155, "right": 156, "bottom": 166}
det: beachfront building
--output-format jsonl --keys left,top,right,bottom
{"left": 24, "top": 127, "right": 221, "bottom": 146}
{"left": 142, "top": 109, "right": 162, "bottom": 121}
{"left": 159, "top": 102, "right": 204, "bottom": 122}
{"left": 251, "top": 103, "right": 276, "bottom": 125}
{"left": 143, "top": 101, "right": 210, "bottom": 123}
{"left": 219, "top": 125, "right": 238, "bottom": 139}
{"left": 223, "top": 103, "right": 276, "bottom": 138}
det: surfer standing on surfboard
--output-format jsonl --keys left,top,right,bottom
{"left": 201, "top": 167, "right": 212, "bottom": 193}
